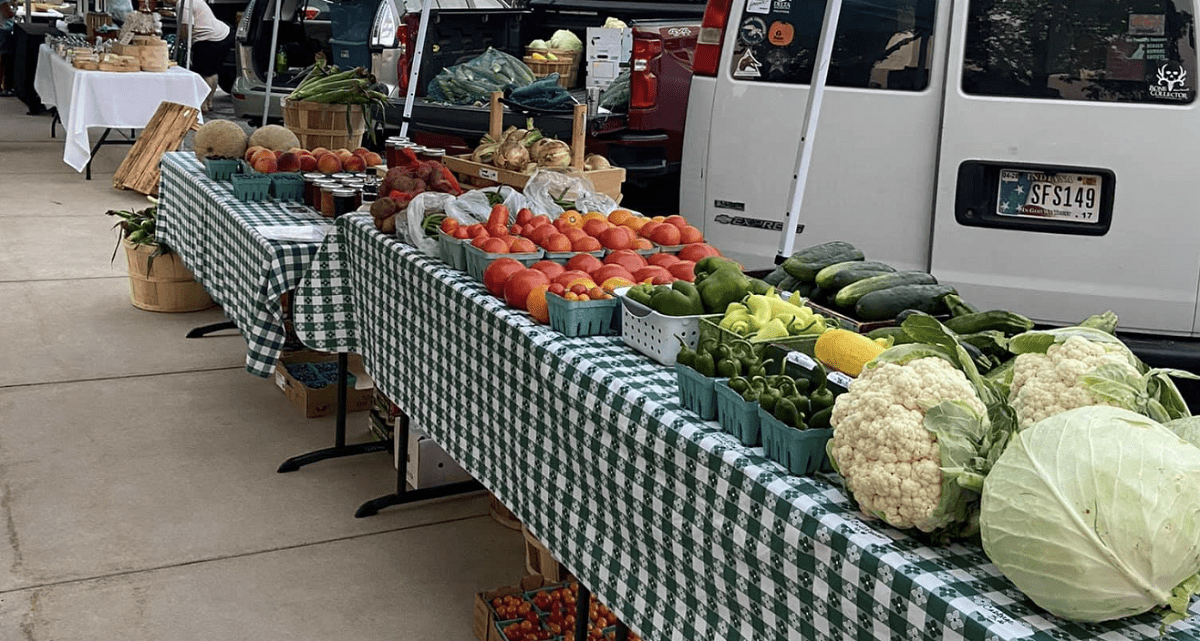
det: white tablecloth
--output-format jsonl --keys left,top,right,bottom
{"left": 33, "top": 44, "right": 209, "bottom": 172}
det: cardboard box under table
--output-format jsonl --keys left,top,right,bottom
{"left": 274, "top": 351, "right": 374, "bottom": 418}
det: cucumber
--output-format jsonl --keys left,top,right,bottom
{"left": 781, "top": 241, "right": 864, "bottom": 282}
{"left": 834, "top": 271, "right": 938, "bottom": 308}
{"left": 944, "top": 311, "right": 1034, "bottom": 336}
{"left": 854, "top": 284, "right": 957, "bottom": 321}
{"left": 777, "top": 274, "right": 802, "bottom": 292}
{"left": 763, "top": 266, "right": 789, "bottom": 287}
{"left": 814, "top": 261, "right": 897, "bottom": 290}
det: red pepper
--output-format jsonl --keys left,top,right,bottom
{"left": 487, "top": 204, "right": 509, "bottom": 228}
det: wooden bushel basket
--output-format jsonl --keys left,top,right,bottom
{"left": 282, "top": 100, "right": 367, "bottom": 151}
{"left": 123, "top": 239, "right": 213, "bottom": 312}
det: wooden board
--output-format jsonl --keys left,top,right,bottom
{"left": 112, "top": 102, "right": 201, "bottom": 196}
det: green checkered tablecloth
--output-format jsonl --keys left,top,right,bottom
{"left": 157, "top": 152, "right": 325, "bottom": 377}
{"left": 294, "top": 213, "right": 1200, "bottom": 641}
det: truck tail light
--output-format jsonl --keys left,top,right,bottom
{"left": 395, "top": 15, "right": 418, "bottom": 92}
{"left": 630, "top": 37, "right": 663, "bottom": 109}
{"left": 694, "top": 0, "right": 733, "bottom": 77}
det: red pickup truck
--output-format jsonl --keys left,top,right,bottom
{"left": 387, "top": 1, "right": 703, "bottom": 213}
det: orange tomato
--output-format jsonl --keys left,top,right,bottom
{"left": 527, "top": 284, "right": 551, "bottom": 324}
{"left": 607, "top": 209, "right": 634, "bottom": 226}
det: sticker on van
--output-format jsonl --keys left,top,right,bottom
{"left": 739, "top": 17, "right": 766, "bottom": 46}
{"left": 768, "top": 21, "right": 794, "bottom": 47}
{"left": 745, "top": 0, "right": 770, "bottom": 15}
{"left": 1150, "top": 62, "right": 1190, "bottom": 100}
{"left": 733, "top": 50, "right": 763, "bottom": 78}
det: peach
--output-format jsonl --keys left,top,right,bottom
{"left": 317, "top": 153, "right": 343, "bottom": 174}
{"left": 298, "top": 154, "right": 319, "bottom": 172}
{"left": 352, "top": 147, "right": 371, "bottom": 159}
{"left": 342, "top": 155, "right": 367, "bottom": 172}
{"left": 250, "top": 149, "right": 276, "bottom": 165}
{"left": 310, "top": 147, "right": 330, "bottom": 157}
{"left": 244, "top": 145, "right": 267, "bottom": 162}
{"left": 363, "top": 152, "right": 384, "bottom": 167}
{"left": 276, "top": 152, "right": 302, "bottom": 173}
{"left": 252, "top": 155, "right": 278, "bottom": 174}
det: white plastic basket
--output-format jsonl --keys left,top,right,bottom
{"left": 617, "top": 290, "right": 714, "bottom": 366}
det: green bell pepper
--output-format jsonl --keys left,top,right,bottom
{"left": 693, "top": 256, "right": 743, "bottom": 283}
{"left": 696, "top": 267, "right": 752, "bottom": 314}
{"left": 626, "top": 283, "right": 654, "bottom": 307}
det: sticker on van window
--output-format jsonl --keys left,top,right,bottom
{"left": 772, "top": 0, "right": 791, "bottom": 11}
{"left": 768, "top": 21, "right": 794, "bottom": 47}
{"left": 1129, "top": 14, "right": 1166, "bottom": 36}
{"left": 733, "top": 50, "right": 763, "bottom": 78}
{"left": 745, "top": 0, "right": 770, "bottom": 15}
{"left": 1150, "top": 62, "right": 1190, "bottom": 100}
{"left": 739, "top": 17, "right": 766, "bottom": 46}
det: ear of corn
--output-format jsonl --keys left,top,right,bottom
{"left": 814, "top": 329, "right": 885, "bottom": 377}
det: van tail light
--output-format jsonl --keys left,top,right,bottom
{"left": 395, "top": 14, "right": 419, "bottom": 92}
{"left": 694, "top": 0, "right": 734, "bottom": 77}
{"left": 630, "top": 37, "right": 663, "bottom": 109}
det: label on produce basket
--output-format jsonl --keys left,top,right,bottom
{"left": 479, "top": 167, "right": 499, "bottom": 181}
{"left": 786, "top": 351, "right": 818, "bottom": 370}
{"left": 828, "top": 371, "right": 854, "bottom": 389}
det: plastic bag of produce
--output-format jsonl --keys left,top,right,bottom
{"left": 599, "top": 70, "right": 631, "bottom": 112}
{"left": 508, "top": 75, "right": 576, "bottom": 112}
{"left": 447, "top": 187, "right": 544, "bottom": 222}
{"left": 524, "top": 169, "right": 597, "bottom": 218}
{"left": 426, "top": 47, "right": 536, "bottom": 106}
{"left": 402, "top": 192, "right": 455, "bottom": 256}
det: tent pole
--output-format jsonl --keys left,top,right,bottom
{"left": 261, "top": 0, "right": 282, "bottom": 123}
{"left": 777, "top": 0, "right": 844, "bottom": 263}
{"left": 399, "top": 0, "right": 433, "bottom": 139}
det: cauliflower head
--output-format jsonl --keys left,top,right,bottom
{"left": 829, "top": 357, "right": 986, "bottom": 532}
{"left": 1008, "top": 335, "right": 1140, "bottom": 429}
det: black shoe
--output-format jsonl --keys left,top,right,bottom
{"left": 0, "top": 89, "right": 16, "bottom": 97}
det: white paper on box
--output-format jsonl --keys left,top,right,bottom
{"left": 400, "top": 418, "right": 472, "bottom": 489}
{"left": 586, "top": 27, "right": 632, "bottom": 63}
{"left": 587, "top": 61, "right": 622, "bottom": 89}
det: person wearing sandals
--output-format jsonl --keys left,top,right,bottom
{"left": 0, "top": 1, "right": 16, "bottom": 97}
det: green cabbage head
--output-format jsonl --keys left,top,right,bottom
{"left": 980, "top": 406, "right": 1200, "bottom": 623}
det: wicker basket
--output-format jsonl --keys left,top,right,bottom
{"left": 123, "top": 239, "right": 213, "bottom": 313}
{"left": 524, "top": 47, "right": 579, "bottom": 88}
{"left": 282, "top": 100, "right": 367, "bottom": 151}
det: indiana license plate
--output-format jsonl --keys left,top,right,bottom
{"left": 996, "top": 169, "right": 1102, "bottom": 223}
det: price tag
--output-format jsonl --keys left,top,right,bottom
{"left": 785, "top": 351, "right": 818, "bottom": 370}
{"left": 275, "top": 372, "right": 287, "bottom": 391}
{"left": 828, "top": 371, "right": 854, "bottom": 389}
{"left": 479, "top": 168, "right": 499, "bottom": 181}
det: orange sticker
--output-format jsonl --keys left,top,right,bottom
{"left": 768, "top": 21, "right": 795, "bottom": 47}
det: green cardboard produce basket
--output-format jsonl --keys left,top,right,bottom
{"left": 203, "top": 158, "right": 241, "bottom": 182}
{"left": 715, "top": 380, "right": 761, "bottom": 446}
{"left": 231, "top": 173, "right": 272, "bottom": 202}
{"left": 438, "top": 230, "right": 467, "bottom": 271}
{"left": 758, "top": 407, "right": 832, "bottom": 476}
{"left": 547, "top": 293, "right": 619, "bottom": 337}
{"left": 675, "top": 363, "right": 723, "bottom": 421}
{"left": 464, "top": 243, "right": 544, "bottom": 282}
{"left": 270, "top": 172, "right": 305, "bottom": 201}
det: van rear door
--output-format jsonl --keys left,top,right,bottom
{"left": 930, "top": 0, "right": 1200, "bottom": 334}
{"left": 690, "top": 0, "right": 945, "bottom": 272}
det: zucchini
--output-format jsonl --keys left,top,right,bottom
{"left": 781, "top": 241, "right": 864, "bottom": 282}
{"left": 814, "top": 261, "right": 897, "bottom": 290}
{"left": 787, "top": 281, "right": 817, "bottom": 298}
{"left": 944, "top": 311, "right": 1034, "bottom": 336}
{"left": 763, "top": 266, "right": 789, "bottom": 287}
{"left": 854, "top": 284, "right": 957, "bottom": 321}
{"left": 834, "top": 271, "right": 938, "bottom": 308}
{"left": 777, "top": 274, "right": 802, "bottom": 292}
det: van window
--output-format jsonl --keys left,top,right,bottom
{"left": 963, "top": 0, "right": 1198, "bottom": 104}
{"left": 727, "top": 0, "right": 936, "bottom": 90}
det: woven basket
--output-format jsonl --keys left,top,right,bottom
{"left": 524, "top": 48, "right": 579, "bottom": 88}
{"left": 282, "top": 100, "right": 367, "bottom": 151}
{"left": 123, "top": 239, "right": 213, "bottom": 313}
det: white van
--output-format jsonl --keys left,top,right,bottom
{"left": 681, "top": 0, "right": 1200, "bottom": 343}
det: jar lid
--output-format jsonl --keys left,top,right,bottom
{"left": 302, "top": 172, "right": 325, "bottom": 180}
{"left": 320, "top": 184, "right": 341, "bottom": 191}
{"left": 330, "top": 173, "right": 354, "bottom": 180}
{"left": 423, "top": 147, "right": 446, "bottom": 156}
{"left": 332, "top": 188, "right": 358, "bottom": 196}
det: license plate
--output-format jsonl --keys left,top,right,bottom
{"left": 996, "top": 169, "right": 1103, "bottom": 223}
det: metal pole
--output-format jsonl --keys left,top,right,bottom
{"left": 183, "top": 0, "right": 194, "bottom": 72}
{"left": 23, "top": 0, "right": 31, "bottom": 24}
{"left": 261, "top": 0, "right": 282, "bottom": 124}
{"left": 399, "top": 0, "right": 433, "bottom": 139}
{"left": 777, "top": 0, "right": 844, "bottom": 262}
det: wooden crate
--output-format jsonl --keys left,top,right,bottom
{"left": 522, "top": 526, "right": 569, "bottom": 582}
{"left": 112, "top": 101, "right": 201, "bottom": 195}
{"left": 443, "top": 92, "right": 625, "bottom": 201}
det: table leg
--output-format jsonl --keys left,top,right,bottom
{"left": 573, "top": 584, "right": 592, "bottom": 641}
{"left": 49, "top": 107, "right": 59, "bottom": 138}
{"left": 185, "top": 320, "right": 238, "bottom": 338}
{"left": 277, "top": 352, "right": 393, "bottom": 473}
{"left": 85, "top": 127, "right": 112, "bottom": 181}
{"left": 353, "top": 411, "right": 484, "bottom": 518}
